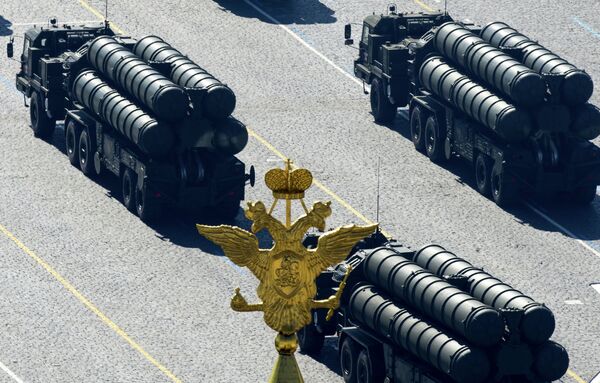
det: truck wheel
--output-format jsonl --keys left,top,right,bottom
{"left": 475, "top": 153, "right": 493, "bottom": 196}
{"left": 78, "top": 129, "right": 95, "bottom": 176}
{"left": 370, "top": 78, "right": 396, "bottom": 123}
{"left": 65, "top": 121, "right": 80, "bottom": 166}
{"left": 121, "top": 169, "right": 137, "bottom": 213}
{"left": 340, "top": 337, "right": 359, "bottom": 383}
{"left": 491, "top": 163, "right": 519, "bottom": 207}
{"left": 298, "top": 323, "right": 325, "bottom": 355}
{"left": 410, "top": 106, "right": 425, "bottom": 151}
{"left": 357, "top": 349, "right": 382, "bottom": 383}
{"left": 570, "top": 185, "right": 597, "bottom": 205}
{"left": 424, "top": 115, "right": 445, "bottom": 163}
{"left": 209, "top": 200, "right": 241, "bottom": 220}
{"left": 136, "top": 185, "right": 163, "bottom": 222}
{"left": 30, "top": 92, "right": 55, "bottom": 139}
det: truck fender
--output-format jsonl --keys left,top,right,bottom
{"left": 338, "top": 326, "right": 383, "bottom": 356}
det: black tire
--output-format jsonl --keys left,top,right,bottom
{"left": 298, "top": 323, "right": 325, "bottom": 355}
{"left": 78, "top": 129, "right": 95, "bottom": 176}
{"left": 30, "top": 91, "right": 55, "bottom": 139}
{"left": 570, "top": 185, "right": 597, "bottom": 205}
{"left": 370, "top": 78, "right": 396, "bottom": 123}
{"left": 355, "top": 349, "right": 372, "bottom": 383}
{"left": 424, "top": 115, "right": 445, "bottom": 162}
{"left": 65, "top": 121, "right": 80, "bottom": 166}
{"left": 410, "top": 106, "right": 425, "bottom": 151}
{"left": 475, "top": 153, "right": 493, "bottom": 196}
{"left": 491, "top": 162, "right": 519, "bottom": 207}
{"left": 340, "top": 337, "right": 360, "bottom": 383}
{"left": 136, "top": 184, "right": 163, "bottom": 222}
{"left": 121, "top": 168, "right": 137, "bottom": 213}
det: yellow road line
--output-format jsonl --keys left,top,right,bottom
{"left": 414, "top": 0, "right": 436, "bottom": 12}
{"left": 567, "top": 369, "right": 588, "bottom": 383}
{"left": 409, "top": 4, "right": 588, "bottom": 383}
{"left": 0, "top": 224, "right": 182, "bottom": 383}
{"left": 77, "top": 0, "right": 124, "bottom": 34}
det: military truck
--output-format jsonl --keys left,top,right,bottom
{"left": 6, "top": 19, "right": 254, "bottom": 221}
{"left": 299, "top": 232, "right": 569, "bottom": 383}
{"left": 345, "top": 7, "right": 600, "bottom": 206}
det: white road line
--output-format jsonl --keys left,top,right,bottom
{"left": 242, "top": 0, "right": 362, "bottom": 86}
{"left": 241, "top": 0, "right": 600, "bottom": 262}
{"left": 591, "top": 283, "right": 600, "bottom": 295}
{"left": 0, "top": 360, "right": 25, "bottom": 383}
{"left": 525, "top": 203, "right": 600, "bottom": 260}
{"left": 564, "top": 299, "right": 583, "bottom": 305}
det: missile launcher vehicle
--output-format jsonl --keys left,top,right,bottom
{"left": 6, "top": 19, "right": 254, "bottom": 221}
{"left": 299, "top": 231, "right": 569, "bottom": 383}
{"left": 345, "top": 7, "right": 600, "bottom": 206}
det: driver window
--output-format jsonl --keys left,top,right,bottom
{"left": 362, "top": 25, "right": 370, "bottom": 44}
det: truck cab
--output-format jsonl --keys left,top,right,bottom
{"left": 7, "top": 19, "right": 115, "bottom": 138}
{"left": 347, "top": 10, "right": 451, "bottom": 123}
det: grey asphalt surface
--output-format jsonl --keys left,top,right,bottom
{"left": 0, "top": 0, "right": 599, "bottom": 382}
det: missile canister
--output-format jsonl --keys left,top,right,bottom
{"left": 213, "top": 117, "right": 249, "bottom": 155}
{"left": 414, "top": 244, "right": 555, "bottom": 344}
{"left": 532, "top": 341, "right": 569, "bottom": 381}
{"left": 132, "top": 35, "right": 236, "bottom": 120}
{"left": 419, "top": 56, "right": 532, "bottom": 142}
{"left": 481, "top": 21, "right": 593, "bottom": 105}
{"left": 570, "top": 103, "right": 600, "bottom": 140}
{"left": 362, "top": 247, "right": 504, "bottom": 347}
{"left": 349, "top": 284, "right": 491, "bottom": 383}
{"left": 433, "top": 22, "right": 546, "bottom": 107}
{"left": 87, "top": 36, "right": 188, "bottom": 122}
{"left": 72, "top": 69, "right": 174, "bottom": 157}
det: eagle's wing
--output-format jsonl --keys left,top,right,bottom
{"left": 197, "top": 224, "right": 268, "bottom": 280}
{"left": 308, "top": 224, "right": 378, "bottom": 278}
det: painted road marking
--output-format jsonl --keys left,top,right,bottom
{"left": 0, "top": 360, "right": 25, "bottom": 383}
{"left": 591, "top": 283, "right": 600, "bottom": 295}
{"left": 573, "top": 17, "right": 600, "bottom": 40}
{"left": 564, "top": 300, "right": 583, "bottom": 305}
{"left": 526, "top": 203, "right": 600, "bottom": 261}
{"left": 0, "top": 224, "right": 183, "bottom": 383}
{"left": 242, "top": 0, "right": 361, "bottom": 87}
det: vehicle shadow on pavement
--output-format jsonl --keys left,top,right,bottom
{"left": 301, "top": 338, "right": 340, "bottom": 375}
{"left": 383, "top": 112, "right": 600, "bottom": 241}
{"left": 48, "top": 124, "right": 272, "bottom": 251}
{"left": 213, "top": 0, "right": 336, "bottom": 25}
{"left": 148, "top": 211, "right": 274, "bottom": 251}
{"left": 0, "top": 16, "right": 13, "bottom": 36}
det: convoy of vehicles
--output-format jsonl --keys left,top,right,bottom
{"left": 4, "top": 5, "right": 591, "bottom": 382}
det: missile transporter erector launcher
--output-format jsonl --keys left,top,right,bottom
{"left": 345, "top": 8, "right": 600, "bottom": 207}
{"left": 6, "top": 20, "right": 254, "bottom": 221}
{"left": 299, "top": 232, "right": 569, "bottom": 383}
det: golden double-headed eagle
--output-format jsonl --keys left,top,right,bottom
{"left": 197, "top": 161, "right": 377, "bottom": 335}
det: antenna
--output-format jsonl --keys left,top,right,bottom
{"left": 376, "top": 157, "right": 381, "bottom": 224}
{"left": 444, "top": 0, "right": 448, "bottom": 15}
